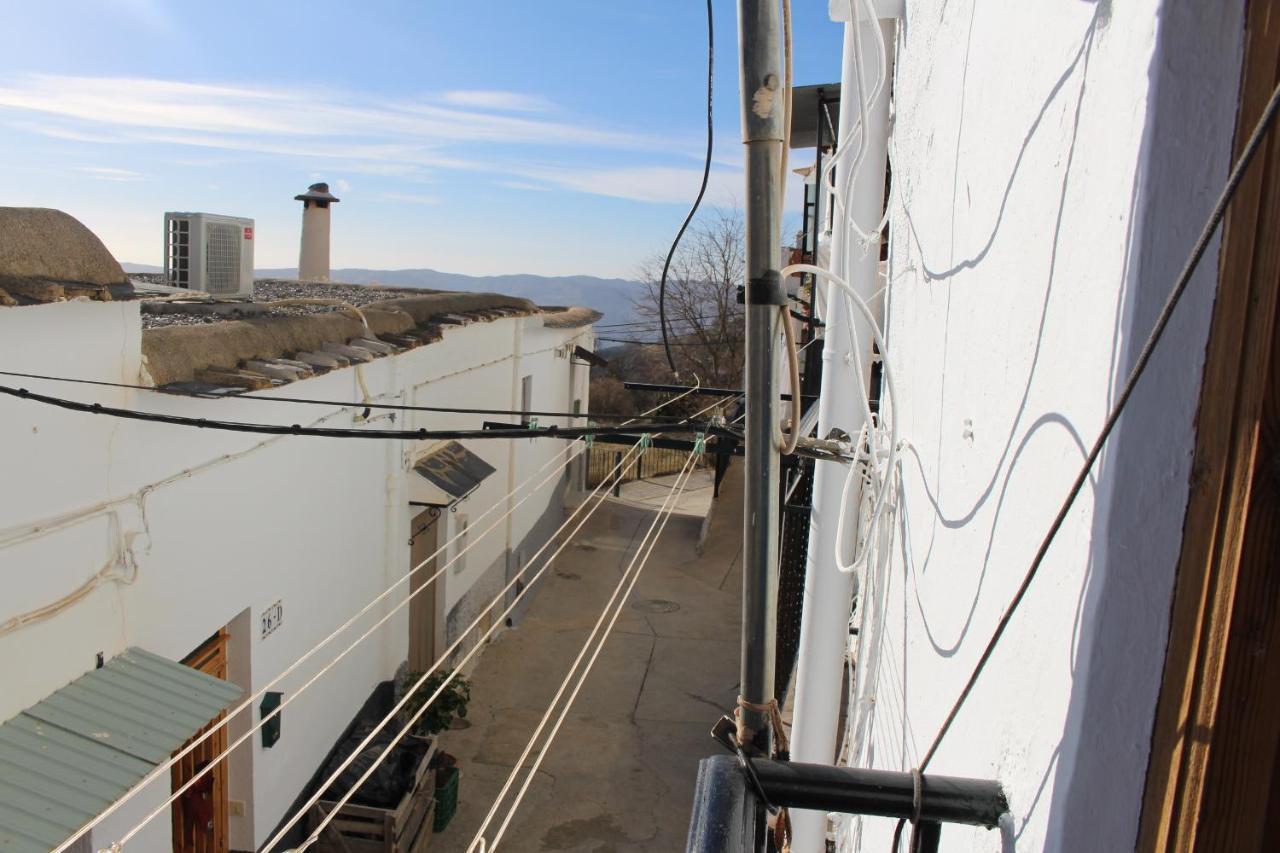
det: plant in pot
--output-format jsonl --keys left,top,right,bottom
{"left": 397, "top": 671, "right": 471, "bottom": 743}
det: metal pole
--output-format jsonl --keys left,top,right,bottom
{"left": 736, "top": 0, "right": 785, "bottom": 752}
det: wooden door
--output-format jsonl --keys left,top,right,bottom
{"left": 1139, "top": 2, "right": 1280, "bottom": 848}
{"left": 409, "top": 510, "right": 440, "bottom": 672}
{"left": 173, "top": 630, "right": 229, "bottom": 853}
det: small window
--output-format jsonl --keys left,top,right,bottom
{"left": 452, "top": 515, "right": 470, "bottom": 575}
{"left": 521, "top": 375, "right": 534, "bottom": 418}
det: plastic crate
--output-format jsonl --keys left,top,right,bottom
{"left": 432, "top": 767, "right": 460, "bottom": 833}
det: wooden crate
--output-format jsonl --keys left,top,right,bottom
{"left": 310, "top": 742, "right": 437, "bottom": 853}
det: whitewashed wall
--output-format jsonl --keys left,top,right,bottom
{"left": 0, "top": 303, "right": 591, "bottom": 851}
{"left": 856, "top": 1, "right": 1245, "bottom": 850}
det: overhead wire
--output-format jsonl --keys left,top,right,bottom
{"left": 276, "top": 394, "right": 724, "bottom": 852}
{"left": 468, "top": 452, "right": 700, "bottom": 852}
{"left": 915, "top": 75, "right": 1280, "bottom": 774}
{"left": 0, "top": 384, "right": 728, "bottom": 442}
{"left": 64, "top": 384, "right": 707, "bottom": 851}
{"left": 658, "top": 0, "right": 715, "bottom": 375}
{"left": 0, "top": 369, "right": 690, "bottom": 423}
{"left": 62, "top": 441, "right": 581, "bottom": 852}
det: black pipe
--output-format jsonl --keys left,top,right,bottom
{"left": 751, "top": 759, "right": 1007, "bottom": 829}
{"left": 622, "top": 381, "right": 816, "bottom": 403}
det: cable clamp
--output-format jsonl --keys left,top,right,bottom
{"left": 584, "top": 423, "right": 595, "bottom": 450}
{"left": 639, "top": 434, "right": 652, "bottom": 452}
{"left": 693, "top": 432, "right": 706, "bottom": 456}
{"left": 528, "top": 417, "right": 539, "bottom": 430}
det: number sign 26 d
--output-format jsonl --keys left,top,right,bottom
{"left": 261, "top": 600, "right": 283, "bottom": 639}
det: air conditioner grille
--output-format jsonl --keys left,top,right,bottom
{"left": 167, "top": 218, "right": 190, "bottom": 288}
{"left": 205, "top": 222, "right": 242, "bottom": 294}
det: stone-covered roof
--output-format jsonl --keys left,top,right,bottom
{"left": 142, "top": 286, "right": 542, "bottom": 388}
{"left": 0, "top": 208, "right": 134, "bottom": 306}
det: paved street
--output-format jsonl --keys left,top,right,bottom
{"left": 435, "top": 465, "right": 744, "bottom": 852}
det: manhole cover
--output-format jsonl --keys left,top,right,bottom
{"left": 631, "top": 599, "right": 681, "bottom": 613}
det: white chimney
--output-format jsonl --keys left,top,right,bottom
{"left": 295, "top": 182, "right": 340, "bottom": 282}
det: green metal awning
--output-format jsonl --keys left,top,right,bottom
{"left": 0, "top": 647, "right": 243, "bottom": 853}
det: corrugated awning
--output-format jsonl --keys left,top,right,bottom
{"left": 0, "top": 647, "right": 243, "bottom": 853}
{"left": 410, "top": 441, "right": 496, "bottom": 507}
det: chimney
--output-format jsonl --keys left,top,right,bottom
{"left": 295, "top": 182, "right": 340, "bottom": 282}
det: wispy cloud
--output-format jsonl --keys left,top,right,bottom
{"left": 379, "top": 191, "right": 441, "bottom": 205}
{"left": 515, "top": 164, "right": 741, "bottom": 205}
{"left": 74, "top": 166, "right": 143, "bottom": 181}
{"left": 0, "top": 74, "right": 646, "bottom": 148}
{"left": 439, "top": 90, "right": 554, "bottom": 113}
{"left": 0, "top": 73, "right": 736, "bottom": 205}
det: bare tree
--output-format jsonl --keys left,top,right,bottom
{"left": 633, "top": 208, "right": 746, "bottom": 388}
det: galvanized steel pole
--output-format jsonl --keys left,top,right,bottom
{"left": 736, "top": 0, "right": 785, "bottom": 752}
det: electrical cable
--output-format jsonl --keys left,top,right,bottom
{"left": 598, "top": 336, "right": 744, "bottom": 347}
{"left": 658, "top": 0, "right": 714, "bottom": 375}
{"left": 267, "top": 393, "right": 722, "bottom": 852}
{"left": 915, "top": 76, "right": 1280, "bottom": 774}
{"left": 0, "top": 369, "right": 688, "bottom": 423}
{"left": 781, "top": 263, "right": 898, "bottom": 574}
{"left": 60, "top": 386, "right": 704, "bottom": 852}
{"left": 0, "top": 384, "right": 729, "bottom": 442}
{"left": 468, "top": 453, "right": 699, "bottom": 852}
{"left": 60, "top": 441, "right": 580, "bottom": 852}
{"left": 276, "top": 399, "right": 720, "bottom": 852}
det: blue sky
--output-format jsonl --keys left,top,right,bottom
{"left": 0, "top": 1, "right": 842, "bottom": 278}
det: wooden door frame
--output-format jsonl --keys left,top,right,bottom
{"left": 174, "top": 629, "right": 231, "bottom": 853}
{"left": 1138, "top": 3, "right": 1280, "bottom": 849}
{"left": 409, "top": 509, "right": 445, "bottom": 673}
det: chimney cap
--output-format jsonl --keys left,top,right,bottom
{"left": 295, "top": 182, "right": 341, "bottom": 203}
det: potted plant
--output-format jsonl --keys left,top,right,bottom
{"left": 397, "top": 671, "right": 471, "bottom": 741}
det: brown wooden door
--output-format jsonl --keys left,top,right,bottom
{"left": 173, "top": 630, "right": 230, "bottom": 853}
{"left": 1139, "top": 3, "right": 1280, "bottom": 848}
{"left": 409, "top": 511, "right": 440, "bottom": 673}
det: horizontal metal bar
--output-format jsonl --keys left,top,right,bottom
{"left": 749, "top": 758, "right": 1007, "bottom": 828}
{"left": 589, "top": 433, "right": 743, "bottom": 456}
{"left": 622, "top": 381, "right": 815, "bottom": 403}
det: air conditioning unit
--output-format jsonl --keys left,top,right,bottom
{"left": 163, "top": 212, "right": 255, "bottom": 299}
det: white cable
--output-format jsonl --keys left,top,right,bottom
{"left": 781, "top": 263, "right": 898, "bottom": 574}
{"left": 278, "top": 441, "right": 655, "bottom": 853}
{"left": 268, "top": 390, "right": 717, "bottom": 853}
{"left": 105, "top": 442, "right": 583, "bottom": 850}
{"left": 475, "top": 453, "right": 699, "bottom": 853}
{"left": 78, "top": 383, "right": 703, "bottom": 851}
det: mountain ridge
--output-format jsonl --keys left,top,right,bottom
{"left": 121, "top": 263, "right": 643, "bottom": 325}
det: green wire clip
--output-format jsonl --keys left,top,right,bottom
{"left": 639, "top": 433, "right": 652, "bottom": 452}
{"left": 528, "top": 417, "right": 539, "bottom": 430}
{"left": 693, "top": 432, "right": 706, "bottom": 456}
{"left": 584, "top": 422, "right": 595, "bottom": 449}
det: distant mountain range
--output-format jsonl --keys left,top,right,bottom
{"left": 122, "top": 263, "right": 644, "bottom": 326}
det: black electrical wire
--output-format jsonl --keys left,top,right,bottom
{"left": 0, "top": 369, "right": 691, "bottom": 423}
{"left": 598, "top": 336, "right": 744, "bottom": 347}
{"left": 658, "top": 0, "right": 714, "bottom": 375}
{"left": 915, "top": 78, "right": 1280, "bottom": 775}
{"left": 0, "top": 383, "right": 738, "bottom": 442}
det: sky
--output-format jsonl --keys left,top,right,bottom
{"left": 0, "top": 1, "right": 844, "bottom": 279}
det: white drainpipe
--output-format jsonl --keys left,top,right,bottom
{"left": 789, "top": 3, "right": 898, "bottom": 851}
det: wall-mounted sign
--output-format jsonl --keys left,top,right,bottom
{"left": 261, "top": 600, "right": 283, "bottom": 639}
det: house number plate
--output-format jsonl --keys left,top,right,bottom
{"left": 261, "top": 600, "right": 283, "bottom": 639}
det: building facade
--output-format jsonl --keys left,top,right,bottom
{"left": 0, "top": 213, "right": 596, "bottom": 851}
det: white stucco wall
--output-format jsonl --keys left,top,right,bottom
{"left": 0, "top": 303, "right": 591, "bottom": 851}
{"left": 851, "top": 1, "right": 1245, "bottom": 850}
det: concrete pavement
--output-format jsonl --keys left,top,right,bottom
{"left": 434, "top": 464, "right": 744, "bottom": 852}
